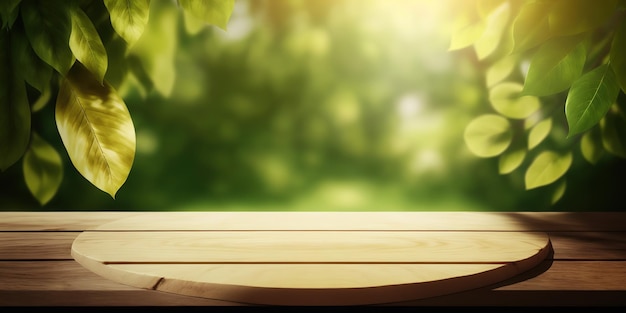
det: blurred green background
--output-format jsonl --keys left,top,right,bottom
{"left": 2, "top": 0, "right": 625, "bottom": 212}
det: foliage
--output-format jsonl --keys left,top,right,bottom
{"left": 451, "top": 0, "right": 626, "bottom": 203}
{"left": 0, "top": 0, "right": 234, "bottom": 204}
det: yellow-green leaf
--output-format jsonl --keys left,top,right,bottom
{"left": 600, "top": 108, "right": 626, "bottom": 158}
{"left": 551, "top": 180, "right": 566, "bottom": 205}
{"left": 528, "top": 118, "right": 552, "bottom": 150}
{"left": 498, "top": 143, "right": 526, "bottom": 174}
{"left": 31, "top": 86, "right": 52, "bottom": 113}
{"left": 489, "top": 82, "right": 541, "bottom": 119}
{"left": 525, "top": 151, "right": 572, "bottom": 190}
{"left": 486, "top": 55, "right": 516, "bottom": 87}
{"left": 0, "top": 30, "right": 31, "bottom": 171}
{"left": 55, "top": 63, "right": 136, "bottom": 198}
{"left": 104, "top": 0, "right": 150, "bottom": 46}
{"left": 178, "top": 0, "right": 235, "bottom": 31}
{"left": 21, "top": 0, "right": 74, "bottom": 76}
{"left": 610, "top": 19, "right": 626, "bottom": 93}
{"left": 511, "top": 0, "right": 555, "bottom": 53}
{"left": 130, "top": 0, "right": 177, "bottom": 97}
{"left": 522, "top": 36, "right": 586, "bottom": 97}
{"left": 565, "top": 64, "right": 620, "bottom": 137}
{"left": 581, "top": 126, "right": 604, "bottom": 164}
{"left": 473, "top": 1, "right": 510, "bottom": 60}
{"left": 23, "top": 132, "right": 63, "bottom": 206}
{"left": 548, "top": 0, "right": 617, "bottom": 37}
{"left": 464, "top": 114, "right": 512, "bottom": 157}
{"left": 70, "top": 7, "right": 108, "bottom": 84}
{"left": 449, "top": 21, "right": 485, "bottom": 51}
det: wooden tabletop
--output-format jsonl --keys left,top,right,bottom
{"left": 1, "top": 211, "right": 625, "bottom": 306}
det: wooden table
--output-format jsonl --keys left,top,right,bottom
{"left": 1, "top": 211, "right": 625, "bottom": 307}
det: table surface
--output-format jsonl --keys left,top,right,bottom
{"left": 1, "top": 211, "right": 626, "bottom": 307}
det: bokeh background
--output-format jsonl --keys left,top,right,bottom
{"left": 2, "top": 0, "right": 625, "bottom": 212}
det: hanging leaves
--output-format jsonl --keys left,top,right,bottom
{"left": 525, "top": 151, "right": 572, "bottom": 190}
{"left": 464, "top": 114, "right": 512, "bottom": 157}
{"left": 489, "top": 82, "right": 541, "bottom": 119}
{"left": 527, "top": 118, "right": 552, "bottom": 150}
{"left": 177, "top": 0, "right": 235, "bottom": 31}
{"left": 0, "top": 0, "right": 21, "bottom": 29}
{"left": 0, "top": 30, "right": 31, "bottom": 172}
{"left": 21, "top": 0, "right": 74, "bottom": 76}
{"left": 565, "top": 64, "right": 620, "bottom": 137}
{"left": 580, "top": 126, "right": 604, "bottom": 164}
{"left": 55, "top": 63, "right": 136, "bottom": 198}
{"left": 70, "top": 7, "right": 108, "bottom": 84}
{"left": 522, "top": 36, "right": 586, "bottom": 97}
{"left": 23, "top": 132, "right": 63, "bottom": 205}
{"left": 103, "top": 0, "right": 150, "bottom": 46}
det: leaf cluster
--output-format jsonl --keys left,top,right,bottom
{"left": 0, "top": 0, "right": 234, "bottom": 205}
{"left": 453, "top": 0, "right": 626, "bottom": 204}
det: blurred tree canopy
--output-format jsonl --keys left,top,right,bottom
{"left": 1, "top": 0, "right": 626, "bottom": 212}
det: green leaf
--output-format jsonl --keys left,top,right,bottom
{"left": 498, "top": 141, "right": 526, "bottom": 174}
{"left": 70, "top": 7, "right": 108, "bottom": 84}
{"left": 610, "top": 19, "right": 626, "bottom": 93}
{"left": 486, "top": 55, "right": 517, "bottom": 87}
{"left": 9, "top": 24, "right": 53, "bottom": 93}
{"left": 21, "top": 0, "right": 74, "bottom": 76}
{"left": 473, "top": 1, "right": 510, "bottom": 60}
{"left": 0, "top": 0, "right": 21, "bottom": 29}
{"left": 525, "top": 151, "right": 572, "bottom": 190}
{"left": 130, "top": 0, "right": 178, "bottom": 97}
{"left": 103, "top": 0, "right": 150, "bottom": 46}
{"left": 489, "top": 82, "right": 541, "bottom": 119}
{"left": 548, "top": 0, "right": 617, "bottom": 37}
{"left": 522, "top": 36, "right": 586, "bottom": 97}
{"left": 580, "top": 125, "right": 604, "bottom": 164}
{"left": 31, "top": 86, "right": 52, "bottom": 113}
{"left": 449, "top": 21, "right": 485, "bottom": 51}
{"left": 464, "top": 114, "right": 512, "bottom": 157}
{"left": 55, "top": 63, "right": 136, "bottom": 198}
{"left": 103, "top": 35, "right": 130, "bottom": 90}
{"left": 23, "top": 132, "right": 63, "bottom": 206}
{"left": 183, "top": 10, "right": 207, "bottom": 35}
{"left": 565, "top": 64, "right": 620, "bottom": 137}
{"left": 551, "top": 180, "right": 566, "bottom": 205}
{"left": 600, "top": 108, "right": 626, "bottom": 158}
{"left": 0, "top": 30, "right": 31, "bottom": 171}
{"left": 528, "top": 118, "right": 552, "bottom": 150}
{"left": 511, "top": 0, "right": 555, "bottom": 53}
{"left": 177, "top": 0, "right": 235, "bottom": 31}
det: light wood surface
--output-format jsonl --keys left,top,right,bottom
{"left": 70, "top": 213, "right": 552, "bottom": 305}
{"left": 1, "top": 211, "right": 625, "bottom": 306}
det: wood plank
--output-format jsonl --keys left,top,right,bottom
{"left": 0, "top": 261, "right": 137, "bottom": 291}
{"left": 548, "top": 231, "right": 626, "bottom": 260}
{"left": 83, "top": 211, "right": 626, "bottom": 231}
{"left": 0, "top": 232, "right": 78, "bottom": 260}
{"left": 0, "top": 290, "right": 246, "bottom": 306}
{"left": 1, "top": 230, "right": 624, "bottom": 261}
{"left": 496, "top": 261, "right": 626, "bottom": 290}
{"left": 0, "top": 212, "right": 139, "bottom": 231}
{"left": 2, "top": 212, "right": 626, "bottom": 231}
{"left": 71, "top": 231, "right": 550, "bottom": 263}
{"left": 1, "top": 260, "right": 624, "bottom": 306}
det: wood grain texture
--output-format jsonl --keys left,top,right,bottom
{"left": 71, "top": 231, "right": 550, "bottom": 263}
{"left": 1, "top": 212, "right": 625, "bottom": 306}
{"left": 0, "top": 232, "right": 78, "bottom": 260}
{"left": 69, "top": 213, "right": 553, "bottom": 305}
{"left": 0, "top": 212, "right": 139, "bottom": 231}
{"left": 80, "top": 211, "right": 626, "bottom": 231}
